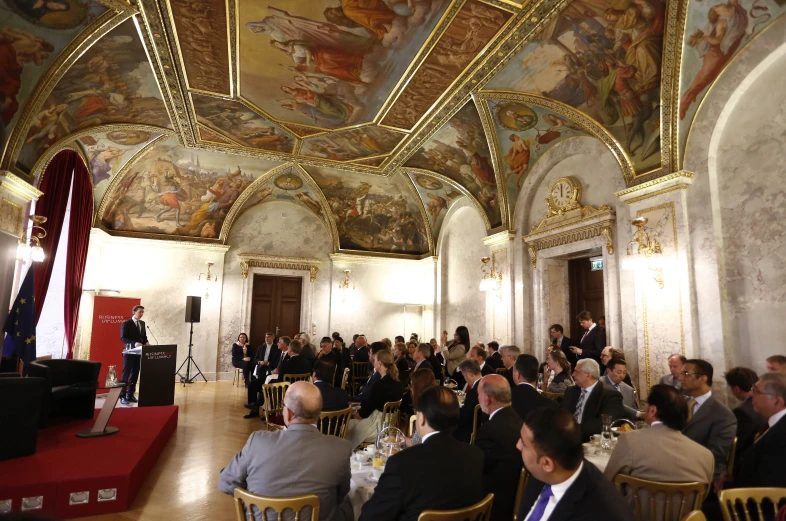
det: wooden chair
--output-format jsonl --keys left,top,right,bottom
{"left": 352, "top": 362, "right": 369, "bottom": 395}
{"left": 495, "top": 367, "right": 507, "bottom": 376}
{"left": 260, "top": 382, "right": 289, "bottom": 431}
{"left": 381, "top": 399, "right": 402, "bottom": 429}
{"left": 417, "top": 493, "right": 494, "bottom": 521}
{"left": 283, "top": 373, "right": 311, "bottom": 384}
{"left": 513, "top": 467, "right": 530, "bottom": 520}
{"left": 541, "top": 391, "right": 564, "bottom": 403}
{"left": 317, "top": 407, "right": 352, "bottom": 439}
{"left": 409, "top": 414, "right": 417, "bottom": 437}
{"left": 683, "top": 511, "right": 707, "bottom": 521}
{"left": 469, "top": 404, "right": 482, "bottom": 445}
{"left": 232, "top": 367, "right": 242, "bottom": 387}
{"left": 719, "top": 488, "right": 786, "bottom": 521}
{"left": 725, "top": 437, "right": 738, "bottom": 478}
{"left": 233, "top": 488, "right": 320, "bottom": 521}
{"left": 613, "top": 474, "right": 705, "bottom": 521}
{"left": 340, "top": 367, "right": 350, "bottom": 391}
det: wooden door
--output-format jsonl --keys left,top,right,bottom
{"left": 250, "top": 275, "right": 302, "bottom": 345}
{"left": 568, "top": 258, "right": 605, "bottom": 341}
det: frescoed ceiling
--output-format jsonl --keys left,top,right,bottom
{"left": 1, "top": 0, "right": 783, "bottom": 254}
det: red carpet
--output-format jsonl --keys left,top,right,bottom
{"left": 0, "top": 406, "right": 178, "bottom": 518}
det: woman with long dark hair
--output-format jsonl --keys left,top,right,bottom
{"left": 231, "top": 333, "right": 252, "bottom": 386}
{"left": 440, "top": 325, "right": 470, "bottom": 375}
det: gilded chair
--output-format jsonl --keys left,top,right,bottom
{"left": 417, "top": 493, "right": 494, "bottom": 521}
{"left": 470, "top": 404, "right": 482, "bottom": 445}
{"left": 260, "top": 382, "right": 290, "bottom": 431}
{"left": 232, "top": 367, "right": 243, "bottom": 387}
{"left": 725, "top": 437, "right": 738, "bottom": 478}
{"left": 513, "top": 467, "right": 530, "bottom": 520}
{"left": 317, "top": 407, "right": 352, "bottom": 439}
{"left": 541, "top": 391, "right": 564, "bottom": 403}
{"left": 233, "top": 488, "right": 319, "bottom": 521}
{"left": 381, "top": 399, "right": 402, "bottom": 429}
{"left": 283, "top": 373, "right": 311, "bottom": 384}
{"left": 613, "top": 474, "right": 705, "bottom": 521}
{"left": 683, "top": 512, "right": 707, "bottom": 521}
{"left": 719, "top": 488, "right": 786, "bottom": 521}
{"left": 352, "top": 362, "right": 369, "bottom": 395}
{"left": 495, "top": 367, "right": 507, "bottom": 376}
{"left": 340, "top": 367, "right": 350, "bottom": 391}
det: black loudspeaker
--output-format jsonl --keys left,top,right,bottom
{"left": 184, "top": 296, "right": 201, "bottom": 323}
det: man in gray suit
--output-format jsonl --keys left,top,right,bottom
{"left": 659, "top": 354, "right": 686, "bottom": 391}
{"left": 600, "top": 358, "right": 640, "bottom": 421}
{"left": 219, "top": 381, "right": 352, "bottom": 521}
{"left": 679, "top": 359, "right": 737, "bottom": 485}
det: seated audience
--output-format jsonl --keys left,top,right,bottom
{"left": 333, "top": 336, "right": 351, "bottom": 379}
{"left": 600, "top": 347, "right": 633, "bottom": 386}
{"left": 679, "top": 359, "right": 737, "bottom": 483}
{"left": 604, "top": 384, "right": 714, "bottom": 519}
{"left": 734, "top": 372, "right": 786, "bottom": 487}
{"left": 298, "top": 332, "right": 317, "bottom": 362}
{"left": 561, "top": 359, "right": 624, "bottom": 441}
{"left": 413, "top": 342, "right": 442, "bottom": 384}
{"left": 231, "top": 333, "right": 252, "bottom": 385}
{"left": 469, "top": 345, "right": 495, "bottom": 376}
{"left": 243, "top": 336, "right": 289, "bottom": 417}
{"left": 347, "top": 349, "right": 405, "bottom": 448}
{"left": 219, "top": 381, "right": 352, "bottom": 521}
{"left": 486, "top": 341, "right": 503, "bottom": 370}
{"left": 724, "top": 367, "right": 768, "bottom": 470}
{"left": 765, "top": 354, "right": 786, "bottom": 374}
{"left": 660, "top": 354, "right": 686, "bottom": 390}
{"left": 394, "top": 335, "right": 405, "bottom": 344}
{"left": 550, "top": 323, "right": 577, "bottom": 370}
{"left": 316, "top": 336, "right": 340, "bottom": 384}
{"left": 599, "top": 358, "right": 640, "bottom": 421}
{"left": 475, "top": 374, "right": 524, "bottom": 521}
{"left": 517, "top": 408, "right": 633, "bottom": 521}
{"left": 353, "top": 335, "right": 370, "bottom": 362}
{"left": 381, "top": 337, "right": 393, "bottom": 350}
{"left": 393, "top": 342, "right": 413, "bottom": 386}
{"left": 352, "top": 342, "right": 387, "bottom": 403}
{"left": 546, "top": 349, "right": 575, "bottom": 394}
{"left": 454, "top": 359, "right": 484, "bottom": 443}
{"left": 500, "top": 345, "right": 521, "bottom": 388}
{"left": 512, "top": 354, "right": 558, "bottom": 421}
{"left": 244, "top": 339, "right": 311, "bottom": 419}
{"left": 401, "top": 367, "right": 437, "bottom": 445}
{"left": 359, "top": 386, "right": 485, "bottom": 521}
{"left": 313, "top": 360, "right": 349, "bottom": 412}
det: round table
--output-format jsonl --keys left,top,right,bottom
{"left": 348, "top": 460, "right": 379, "bottom": 520}
{"left": 585, "top": 450, "right": 611, "bottom": 472}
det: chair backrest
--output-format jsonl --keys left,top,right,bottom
{"left": 233, "top": 488, "right": 320, "bottom": 521}
{"left": 417, "top": 493, "right": 494, "bottom": 521}
{"left": 470, "top": 404, "right": 482, "bottom": 445}
{"left": 541, "top": 392, "right": 564, "bottom": 403}
{"left": 719, "top": 488, "right": 786, "bottom": 521}
{"left": 513, "top": 467, "right": 530, "bottom": 519}
{"left": 683, "top": 511, "right": 707, "bottom": 521}
{"left": 340, "top": 367, "right": 350, "bottom": 391}
{"left": 317, "top": 407, "right": 352, "bottom": 439}
{"left": 495, "top": 367, "right": 507, "bottom": 375}
{"left": 381, "top": 399, "right": 402, "bottom": 429}
{"left": 725, "top": 437, "right": 738, "bottom": 478}
{"left": 613, "top": 474, "right": 705, "bottom": 521}
{"left": 261, "top": 382, "right": 290, "bottom": 423}
{"left": 283, "top": 373, "right": 311, "bottom": 384}
{"left": 352, "top": 362, "right": 369, "bottom": 394}
{"left": 409, "top": 414, "right": 417, "bottom": 437}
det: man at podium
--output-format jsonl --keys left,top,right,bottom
{"left": 120, "top": 305, "right": 149, "bottom": 404}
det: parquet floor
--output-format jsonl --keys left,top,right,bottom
{"left": 74, "top": 381, "right": 259, "bottom": 521}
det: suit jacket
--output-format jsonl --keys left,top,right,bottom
{"left": 554, "top": 336, "right": 578, "bottom": 370}
{"left": 276, "top": 355, "right": 312, "bottom": 383}
{"left": 733, "top": 397, "right": 768, "bottom": 471}
{"left": 682, "top": 394, "right": 736, "bottom": 480}
{"left": 120, "top": 318, "right": 147, "bottom": 350}
{"left": 231, "top": 343, "right": 249, "bottom": 367}
{"left": 354, "top": 346, "right": 370, "bottom": 363}
{"left": 316, "top": 349, "right": 340, "bottom": 386}
{"left": 577, "top": 325, "right": 605, "bottom": 369}
{"left": 428, "top": 354, "right": 444, "bottom": 383}
{"left": 252, "top": 343, "right": 281, "bottom": 379}
{"left": 487, "top": 352, "right": 504, "bottom": 370}
{"left": 658, "top": 373, "right": 683, "bottom": 391}
{"left": 510, "top": 382, "right": 558, "bottom": 422}
{"left": 455, "top": 378, "right": 483, "bottom": 443}
{"left": 561, "top": 383, "right": 625, "bottom": 441}
{"left": 359, "top": 374, "right": 404, "bottom": 419}
{"left": 314, "top": 380, "right": 349, "bottom": 412}
{"left": 599, "top": 375, "right": 639, "bottom": 421}
{"left": 359, "top": 431, "right": 485, "bottom": 521}
{"left": 355, "top": 370, "right": 381, "bottom": 405}
{"left": 301, "top": 343, "right": 317, "bottom": 364}
{"left": 736, "top": 414, "right": 786, "bottom": 487}
{"left": 503, "top": 367, "right": 515, "bottom": 389}
{"left": 519, "top": 460, "right": 633, "bottom": 521}
{"left": 474, "top": 407, "right": 524, "bottom": 521}
{"left": 219, "top": 423, "right": 352, "bottom": 521}
{"left": 480, "top": 362, "right": 495, "bottom": 377}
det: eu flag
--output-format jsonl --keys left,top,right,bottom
{"left": 3, "top": 269, "right": 36, "bottom": 374}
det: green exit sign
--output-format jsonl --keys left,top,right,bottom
{"left": 590, "top": 258, "right": 604, "bottom": 271}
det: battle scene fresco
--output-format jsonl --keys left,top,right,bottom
{"left": 191, "top": 93, "right": 295, "bottom": 153}
{"left": 101, "top": 136, "right": 282, "bottom": 239}
{"left": 170, "top": 0, "right": 230, "bottom": 94}
{"left": 235, "top": 170, "right": 330, "bottom": 229}
{"left": 237, "top": 0, "right": 450, "bottom": 129}
{"left": 300, "top": 125, "right": 404, "bottom": 161}
{"left": 486, "top": 0, "right": 666, "bottom": 174}
{"left": 404, "top": 101, "right": 501, "bottom": 228}
{"left": 307, "top": 165, "right": 430, "bottom": 254}
{"left": 15, "top": 19, "right": 171, "bottom": 174}
{"left": 0, "top": 0, "right": 108, "bottom": 149}
{"left": 407, "top": 171, "right": 465, "bottom": 239}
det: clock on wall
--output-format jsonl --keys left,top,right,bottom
{"left": 546, "top": 177, "right": 582, "bottom": 217}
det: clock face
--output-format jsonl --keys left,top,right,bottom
{"left": 550, "top": 180, "right": 574, "bottom": 208}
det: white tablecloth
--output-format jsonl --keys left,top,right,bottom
{"left": 585, "top": 451, "right": 611, "bottom": 472}
{"left": 348, "top": 461, "right": 378, "bottom": 520}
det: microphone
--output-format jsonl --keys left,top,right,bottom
{"left": 146, "top": 324, "right": 160, "bottom": 344}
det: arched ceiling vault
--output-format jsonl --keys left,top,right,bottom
{"left": 1, "top": 0, "right": 784, "bottom": 255}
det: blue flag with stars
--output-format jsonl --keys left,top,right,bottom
{"left": 3, "top": 268, "right": 36, "bottom": 374}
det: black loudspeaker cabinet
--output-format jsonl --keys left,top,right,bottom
{"left": 185, "top": 296, "right": 201, "bottom": 323}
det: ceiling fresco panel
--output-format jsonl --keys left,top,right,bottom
{"left": 404, "top": 101, "right": 502, "bottom": 228}
{"left": 380, "top": 0, "right": 511, "bottom": 130}
{"left": 407, "top": 171, "right": 465, "bottom": 240}
{"left": 486, "top": 0, "right": 665, "bottom": 174}
{"left": 14, "top": 18, "right": 172, "bottom": 174}
{"left": 352, "top": 155, "right": 388, "bottom": 167}
{"left": 300, "top": 125, "right": 405, "bottom": 161}
{"left": 198, "top": 125, "right": 232, "bottom": 144}
{"left": 235, "top": 168, "right": 330, "bottom": 227}
{"left": 237, "top": 0, "right": 451, "bottom": 130}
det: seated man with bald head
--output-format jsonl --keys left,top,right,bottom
{"left": 219, "top": 382, "right": 352, "bottom": 521}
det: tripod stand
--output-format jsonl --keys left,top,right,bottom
{"left": 176, "top": 320, "right": 207, "bottom": 385}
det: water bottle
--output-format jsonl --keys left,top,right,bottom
{"left": 537, "top": 373, "right": 544, "bottom": 391}
{"left": 105, "top": 365, "right": 117, "bottom": 387}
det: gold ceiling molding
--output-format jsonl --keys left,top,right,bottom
{"left": 665, "top": 0, "right": 690, "bottom": 173}
{"left": 329, "top": 252, "right": 436, "bottom": 266}
{"left": 237, "top": 254, "right": 321, "bottom": 281}
{"left": 483, "top": 230, "right": 516, "bottom": 247}
{"left": 474, "top": 94, "right": 512, "bottom": 228}
{"left": 91, "top": 227, "right": 230, "bottom": 252}
{"left": 0, "top": 172, "right": 43, "bottom": 202}
{"left": 615, "top": 171, "right": 695, "bottom": 204}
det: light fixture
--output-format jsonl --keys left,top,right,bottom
{"left": 338, "top": 269, "right": 355, "bottom": 291}
{"left": 16, "top": 215, "right": 47, "bottom": 263}
{"left": 479, "top": 257, "right": 502, "bottom": 294}
{"left": 197, "top": 261, "right": 219, "bottom": 299}
{"left": 82, "top": 288, "right": 122, "bottom": 296}
{"left": 625, "top": 217, "right": 664, "bottom": 288}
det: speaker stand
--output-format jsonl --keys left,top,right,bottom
{"left": 176, "top": 321, "right": 207, "bottom": 385}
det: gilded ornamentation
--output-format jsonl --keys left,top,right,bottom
{"left": 237, "top": 254, "right": 321, "bottom": 281}
{"left": 601, "top": 226, "right": 614, "bottom": 255}
{"left": 0, "top": 198, "right": 23, "bottom": 236}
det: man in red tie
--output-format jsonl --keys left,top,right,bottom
{"left": 570, "top": 310, "right": 606, "bottom": 372}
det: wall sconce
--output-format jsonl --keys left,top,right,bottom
{"left": 479, "top": 257, "right": 502, "bottom": 294}
{"left": 82, "top": 289, "right": 121, "bottom": 296}
{"left": 338, "top": 269, "right": 355, "bottom": 291}
{"left": 197, "top": 261, "right": 219, "bottom": 299}
{"left": 625, "top": 217, "right": 664, "bottom": 288}
{"left": 16, "top": 215, "right": 47, "bottom": 263}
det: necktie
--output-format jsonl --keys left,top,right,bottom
{"left": 613, "top": 383, "right": 619, "bottom": 391}
{"left": 528, "top": 485, "right": 553, "bottom": 521}
{"left": 687, "top": 398, "right": 697, "bottom": 421}
{"left": 137, "top": 320, "right": 141, "bottom": 334}
{"left": 575, "top": 389, "right": 587, "bottom": 423}
{"left": 581, "top": 329, "right": 589, "bottom": 343}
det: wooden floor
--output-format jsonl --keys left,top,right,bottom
{"left": 74, "top": 381, "right": 259, "bottom": 521}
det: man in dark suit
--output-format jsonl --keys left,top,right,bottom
{"left": 486, "top": 341, "right": 504, "bottom": 370}
{"left": 475, "top": 374, "right": 524, "bottom": 521}
{"left": 549, "top": 324, "right": 577, "bottom": 371}
{"left": 412, "top": 343, "right": 442, "bottom": 385}
{"left": 570, "top": 311, "right": 606, "bottom": 372}
{"left": 469, "top": 346, "right": 495, "bottom": 376}
{"left": 316, "top": 336, "right": 340, "bottom": 385}
{"left": 359, "top": 386, "right": 485, "bottom": 521}
{"left": 512, "top": 354, "right": 558, "bottom": 421}
{"left": 561, "top": 359, "right": 625, "bottom": 442}
{"left": 517, "top": 408, "right": 633, "bottom": 521}
{"left": 313, "top": 360, "right": 349, "bottom": 412}
{"left": 724, "top": 367, "right": 768, "bottom": 472}
{"left": 245, "top": 339, "right": 312, "bottom": 419}
{"left": 251, "top": 332, "right": 280, "bottom": 382}
{"left": 351, "top": 342, "right": 387, "bottom": 403}
{"left": 454, "top": 359, "right": 485, "bottom": 443}
{"left": 353, "top": 335, "right": 370, "bottom": 362}
{"left": 119, "top": 305, "right": 149, "bottom": 404}
{"left": 500, "top": 345, "right": 521, "bottom": 388}
{"left": 245, "top": 336, "right": 288, "bottom": 412}
{"left": 735, "top": 372, "right": 786, "bottom": 487}
{"left": 298, "top": 333, "right": 317, "bottom": 365}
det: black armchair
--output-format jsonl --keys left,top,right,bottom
{"left": 27, "top": 359, "right": 101, "bottom": 426}
{"left": 0, "top": 375, "right": 46, "bottom": 460}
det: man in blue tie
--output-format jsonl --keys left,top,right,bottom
{"left": 516, "top": 408, "right": 632, "bottom": 521}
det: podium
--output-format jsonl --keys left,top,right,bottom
{"left": 139, "top": 345, "right": 178, "bottom": 407}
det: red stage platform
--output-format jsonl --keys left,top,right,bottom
{"left": 0, "top": 406, "right": 178, "bottom": 518}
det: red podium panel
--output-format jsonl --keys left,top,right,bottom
{"left": 90, "top": 296, "right": 140, "bottom": 393}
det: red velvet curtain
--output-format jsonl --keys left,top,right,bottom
{"left": 63, "top": 160, "right": 92, "bottom": 359}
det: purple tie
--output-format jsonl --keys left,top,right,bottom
{"left": 528, "top": 485, "right": 553, "bottom": 521}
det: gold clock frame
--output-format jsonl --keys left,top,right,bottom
{"left": 546, "top": 177, "right": 582, "bottom": 217}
